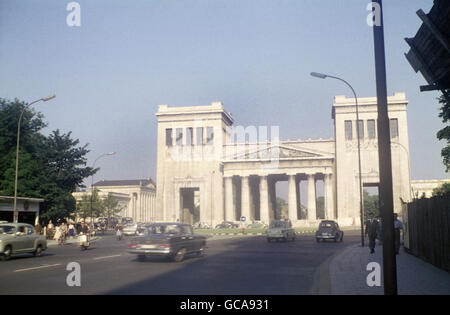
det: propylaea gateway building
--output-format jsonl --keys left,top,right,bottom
{"left": 155, "top": 92, "right": 412, "bottom": 227}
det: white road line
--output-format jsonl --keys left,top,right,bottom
{"left": 14, "top": 264, "right": 61, "bottom": 273}
{"left": 93, "top": 254, "right": 122, "bottom": 261}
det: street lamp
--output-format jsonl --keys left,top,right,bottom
{"left": 89, "top": 152, "right": 116, "bottom": 228}
{"left": 13, "top": 94, "right": 56, "bottom": 223}
{"left": 310, "top": 72, "right": 365, "bottom": 247}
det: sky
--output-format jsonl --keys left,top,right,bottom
{"left": 0, "top": 0, "right": 448, "bottom": 196}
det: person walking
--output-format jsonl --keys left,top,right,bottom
{"left": 68, "top": 223, "right": 75, "bottom": 239}
{"left": 394, "top": 213, "right": 403, "bottom": 255}
{"left": 365, "top": 213, "right": 379, "bottom": 254}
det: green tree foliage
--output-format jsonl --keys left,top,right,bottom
{"left": 101, "top": 193, "right": 124, "bottom": 224}
{"left": 0, "top": 98, "right": 96, "bottom": 223}
{"left": 432, "top": 183, "right": 450, "bottom": 197}
{"left": 363, "top": 190, "right": 379, "bottom": 218}
{"left": 75, "top": 190, "right": 103, "bottom": 220}
{"left": 436, "top": 91, "right": 450, "bottom": 172}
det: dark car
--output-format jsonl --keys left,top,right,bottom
{"left": 215, "top": 221, "right": 239, "bottom": 229}
{"left": 127, "top": 223, "right": 206, "bottom": 262}
{"left": 315, "top": 220, "right": 344, "bottom": 242}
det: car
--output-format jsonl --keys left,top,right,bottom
{"left": 122, "top": 224, "right": 138, "bottom": 236}
{"left": 0, "top": 222, "right": 47, "bottom": 261}
{"left": 215, "top": 221, "right": 239, "bottom": 229}
{"left": 315, "top": 220, "right": 344, "bottom": 242}
{"left": 127, "top": 222, "right": 206, "bottom": 262}
{"left": 266, "top": 219, "right": 296, "bottom": 242}
{"left": 121, "top": 217, "right": 133, "bottom": 226}
{"left": 246, "top": 222, "right": 268, "bottom": 229}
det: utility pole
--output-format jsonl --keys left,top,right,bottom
{"left": 371, "top": 0, "right": 398, "bottom": 295}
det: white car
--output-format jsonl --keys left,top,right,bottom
{"left": 122, "top": 224, "right": 138, "bottom": 236}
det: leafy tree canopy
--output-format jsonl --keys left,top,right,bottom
{"left": 0, "top": 98, "right": 96, "bottom": 223}
{"left": 436, "top": 91, "right": 450, "bottom": 173}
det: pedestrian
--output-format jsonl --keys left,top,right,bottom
{"left": 47, "top": 220, "right": 55, "bottom": 239}
{"left": 68, "top": 222, "right": 75, "bottom": 238}
{"left": 35, "top": 222, "right": 42, "bottom": 235}
{"left": 376, "top": 216, "right": 382, "bottom": 245}
{"left": 365, "top": 213, "right": 379, "bottom": 254}
{"left": 394, "top": 213, "right": 403, "bottom": 254}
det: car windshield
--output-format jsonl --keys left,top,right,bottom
{"left": 269, "top": 221, "right": 287, "bottom": 228}
{"left": 146, "top": 225, "right": 181, "bottom": 235}
{"left": 0, "top": 225, "right": 16, "bottom": 234}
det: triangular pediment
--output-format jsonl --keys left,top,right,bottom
{"left": 227, "top": 145, "right": 329, "bottom": 160}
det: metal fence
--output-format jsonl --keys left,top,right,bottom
{"left": 404, "top": 196, "right": 450, "bottom": 272}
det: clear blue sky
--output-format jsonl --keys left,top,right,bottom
{"left": 0, "top": 0, "right": 447, "bottom": 193}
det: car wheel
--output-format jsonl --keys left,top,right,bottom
{"left": 334, "top": 235, "right": 338, "bottom": 242}
{"left": 1, "top": 246, "right": 12, "bottom": 261}
{"left": 34, "top": 245, "right": 43, "bottom": 257}
{"left": 173, "top": 248, "right": 186, "bottom": 262}
{"left": 137, "top": 254, "right": 146, "bottom": 261}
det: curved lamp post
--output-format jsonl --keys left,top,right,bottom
{"left": 13, "top": 94, "right": 56, "bottom": 223}
{"left": 310, "top": 72, "right": 365, "bottom": 247}
{"left": 90, "top": 152, "right": 116, "bottom": 228}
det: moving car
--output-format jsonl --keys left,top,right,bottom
{"left": 266, "top": 219, "right": 296, "bottom": 242}
{"left": 315, "top": 220, "right": 344, "bottom": 242}
{"left": 0, "top": 223, "right": 47, "bottom": 261}
{"left": 215, "top": 221, "right": 239, "bottom": 229}
{"left": 127, "top": 222, "right": 206, "bottom": 262}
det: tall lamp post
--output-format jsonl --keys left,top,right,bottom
{"left": 13, "top": 94, "right": 56, "bottom": 223}
{"left": 90, "top": 152, "right": 116, "bottom": 228}
{"left": 310, "top": 72, "right": 365, "bottom": 247}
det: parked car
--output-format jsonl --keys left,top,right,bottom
{"left": 127, "top": 223, "right": 206, "bottom": 262}
{"left": 315, "top": 220, "right": 344, "bottom": 242}
{"left": 266, "top": 219, "right": 296, "bottom": 242}
{"left": 246, "top": 222, "right": 268, "bottom": 229}
{"left": 193, "top": 222, "right": 211, "bottom": 229}
{"left": 122, "top": 224, "right": 138, "bottom": 236}
{"left": 215, "top": 221, "right": 239, "bottom": 229}
{"left": 0, "top": 223, "right": 47, "bottom": 261}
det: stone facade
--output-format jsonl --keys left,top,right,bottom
{"left": 155, "top": 92, "right": 414, "bottom": 227}
{"left": 72, "top": 179, "right": 156, "bottom": 223}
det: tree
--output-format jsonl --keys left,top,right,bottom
{"left": 0, "top": 98, "right": 96, "bottom": 223}
{"left": 436, "top": 91, "right": 450, "bottom": 173}
{"left": 75, "top": 190, "right": 103, "bottom": 221}
{"left": 432, "top": 183, "right": 450, "bottom": 197}
{"left": 275, "top": 197, "right": 288, "bottom": 219}
{"left": 101, "top": 193, "right": 124, "bottom": 227}
{"left": 363, "top": 190, "right": 379, "bottom": 218}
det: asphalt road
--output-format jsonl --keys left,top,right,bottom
{"left": 0, "top": 230, "right": 361, "bottom": 295}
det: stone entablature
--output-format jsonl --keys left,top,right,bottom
{"left": 411, "top": 179, "right": 450, "bottom": 198}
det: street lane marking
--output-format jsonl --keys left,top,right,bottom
{"left": 14, "top": 264, "right": 61, "bottom": 273}
{"left": 93, "top": 254, "right": 122, "bottom": 261}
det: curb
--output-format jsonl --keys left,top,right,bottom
{"left": 310, "top": 243, "right": 356, "bottom": 295}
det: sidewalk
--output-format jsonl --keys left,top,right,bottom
{"left": 46, "top": 236, "right": 102, "bottom": 247}
{"left": 327, "top": 243, "right": 450, "bottom": 295}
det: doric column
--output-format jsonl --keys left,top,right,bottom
{"left": 241, "top": 176, "right": 251, "bottom": 221}
{"left": 288, "top": 174, "right": 297, "bottom": 222}
{"left": 325, "top": 174, "right": 335, "bottom": 220}
{"left": 259, "top": 176, "right": 270, "bottom": 224}
{"left": 307, "top": 174, "right": 317, "bottom": 221}
{"left": 225, "top": 176, "right": 234, "bottom": 221}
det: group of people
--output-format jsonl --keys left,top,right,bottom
{"left": 46, "top": 220, "right": 91, "bottom": 245}
{"left": 365, "top": 213, "right": 403, "bottom": 254}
